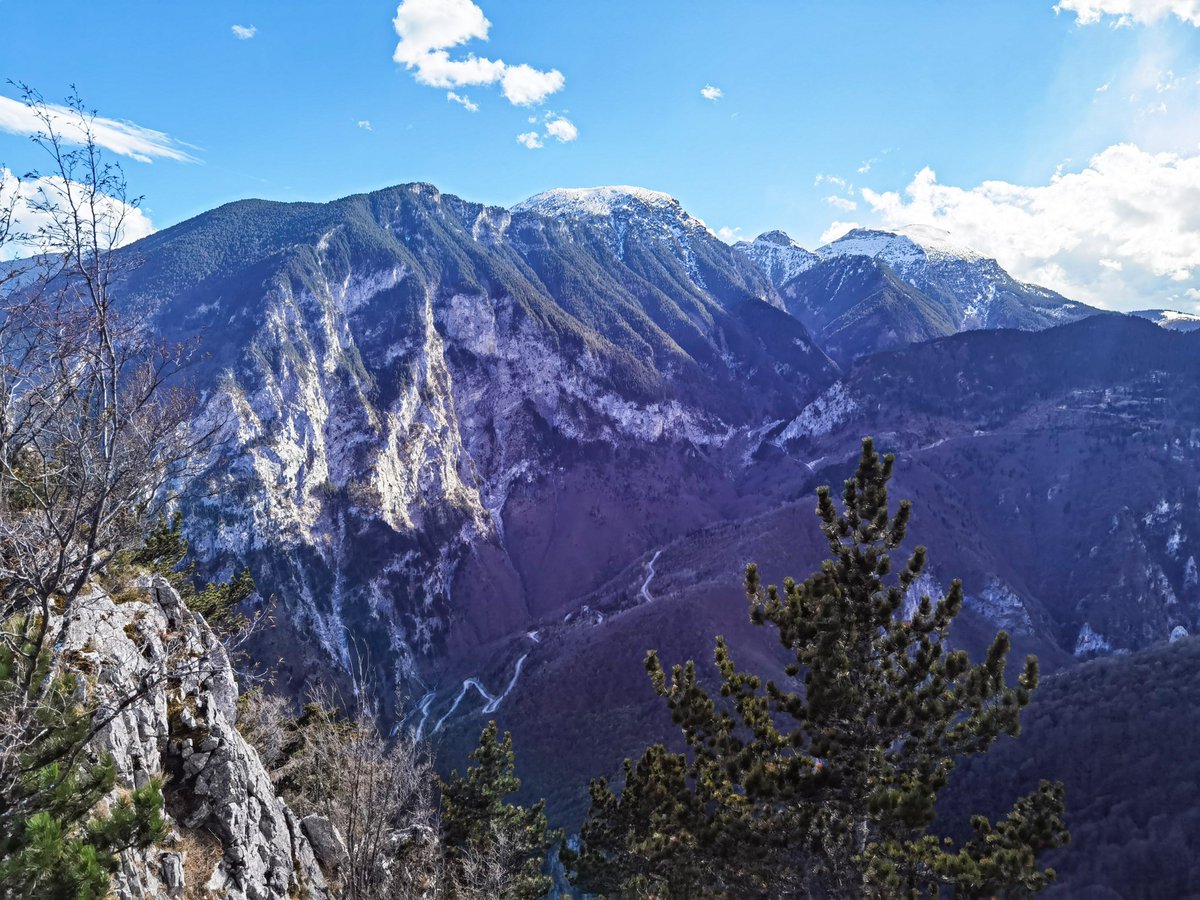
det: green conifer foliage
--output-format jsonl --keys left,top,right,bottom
{"left": 129, "top": 512, "right": 256, "bottom": 625}
{"left": 0, "top": 625, "right": 166, "bottom": 899}
{"left": 440, "top": 721, "right": 561, "bottom": 900}
{"left": 572, "top": 438, "right": 1068, "bottom": 898}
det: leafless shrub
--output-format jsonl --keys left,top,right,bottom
{"left": 0, "top": 85, "right": 211, "bottom": 840}
{"left": 240, "top": 685, "right": 444, "bottom": 899}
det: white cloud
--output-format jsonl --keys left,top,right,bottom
{"left": 858, "top": 143, "right": 1200, "bottom": 309}
{"left": 357, "top": 120, "right": 373, "bottom": 130}
{"left": 716, "top": 225, "right": 742, "bottom": 243}
{"left": 825, "top": 194, "right": 858, "bottom": 211}
{"left": 819, "top": 221, "right": 860, "bottom": 244}
{"left": 447, "top": 91, "right": 480, "bottom": 112}
{"left": 405, "top": 51, "right": 506, "bottom": 88}
{"left": 544, "top": 116, "right": 577, "bottom": 142}
{"left": 1055, "top": 0, "right": 1200, "bottom": 26}
{"left": 392, "top": 0, "right": 565, "bottom": 106}
{"left": 0, "top": 95, "right": 196, "bottom": 164}
{"left": 501, "top": 64, "right": 565, "bottom": 106}
{"left": 700, "top": 84, "right": 723, "bottom": 101}
{"left": 815, "top": 173, "right": 849, "bottom": 189}
{"left": 514, "top": 113, "right": 577, "bottom": 149}
{"left": 0, "top": 168, "right": 154, "bottom": 260}
{"left": 231, "top": 24, "right": 257, "bottom": 39}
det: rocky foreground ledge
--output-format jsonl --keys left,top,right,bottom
{"left": 60, "top": 576, "right": 337, "bottom": 899}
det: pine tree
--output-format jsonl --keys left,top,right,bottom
{"left": 440, "top": 721, "right": 560, "bottom": 900}
{"left": 0, "top": 626, "right": 166, "bottom": 899}
{"left": 571, "top": 437, "right": 1069, "bottom": 898}
{"left": 129, "top": 512, "right": 256, "bottom": 625}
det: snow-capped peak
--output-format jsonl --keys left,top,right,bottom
{"left": 818, "top": 225, "right": 984, "bottom": 269}
{"left": 734, "top": 230, "right": 819, "bottom": 287}
{"left": 1130, "top": 309, "right": 1200, "bottom": 333}
{"left": 752, "top": 230, "right": 806, "bottom": 250}
{"left": 513, "top": 186, "right": 684, "bottom": 219}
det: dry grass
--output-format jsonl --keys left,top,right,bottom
{"left": 178, "top": 826, "right": 224, "bottom": 899}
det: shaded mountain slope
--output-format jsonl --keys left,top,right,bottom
{"left": 939, "top": 635, "right": 1200, "bottom": 899}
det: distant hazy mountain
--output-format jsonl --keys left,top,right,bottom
{"left": 1130, "top": 308, "right": 1200, "bottom": 332}
{"left": 817, "top": 225, "right": 1096, "bottom": 331}
{"left": 735, "top": 225, "right": 1099, "bottom": 362}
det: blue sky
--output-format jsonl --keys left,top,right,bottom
{"left": 3, "top": 0, "right": 1200, "bottom": 310}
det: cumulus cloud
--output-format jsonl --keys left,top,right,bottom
{"left": 1055, "top": 0, "right": 1200, "bottom": 26}
{"left": 357, "top": 120, "right": 373, "bottom": 130}
{"left": 515, "top": 113, "right": 577, "bottom": 149}
{"left": 231, "top": 24, "right": 257, "bottom": 39}
{"left": 392, "top": 0, "right": 564, "bottom": 106}
{"left": 544, "top": 116, "right": 577, "bottom": 142}
{"left": 716, "top": 225, "right": 743, "bottom": 243}
{"left": 446, "top": 91, "right": 479, "bottom": 112}
{"left": 700, "top": 84, "right": 723, "bottom": 101}
{"left": 500, "top": 64, "right": 565, "bottom": 106}
{"left": 0, "top": 168, "right": 154, "bottom": 260}
{"left": 858, "top": 143, "right": 1200, "bottom": 310}
{"left": 0, "top": 95, "right": 196, "bottom": 164}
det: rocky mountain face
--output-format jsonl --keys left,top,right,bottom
{"left": 59, "top": 577, "right": 334, "bottom": 899}
{"left": 775, "top": 314, "right": 1200, "bottom": 659}
{"left": 100, "top": 182, "right": 1200, "bottom": 825}
{"left": 115, "top": 184, "right": 836, "bottom": 717}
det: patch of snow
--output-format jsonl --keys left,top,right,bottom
{"left": 1075, "top": 622, "right": 1113, "bottom": 657}
{"left": 817, "top": 225, "right": 984, "bottom": 270}
{"left": 734, "top": 230, "right": 819, "bottom": 287}
{"left": 901, "top": 571, "right": 944, "bottom": 621}
{"left": 514, "top": 186, "right": 682, "bottom": 219}
{"left": 966, "top": 578, "right": 1033, "bottom": 634}
{"left": 774, "top": 382, "right": 858, "bottom": 444}
{"left": 1130, "top": 309, "right": 1200, "bottom": 332}
{"left": 1168, "top": 523, "right": 1184, "bottom": 557}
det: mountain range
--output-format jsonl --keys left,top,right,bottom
{"left": 105, "top": 183, "right": 1200, "bottom": 823}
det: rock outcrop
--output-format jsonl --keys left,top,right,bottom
{"left": 60, "top": 576, "right": 331, "bottom": 899}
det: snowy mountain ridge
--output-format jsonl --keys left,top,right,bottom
{"left": 513, "top": 185, "right": 687, "bottom": 220}
{"left": 817, "top": 224, "right": 986, "bottom": 269}
{"left": 733, "top": 230, "right": 820, "bottom": 288}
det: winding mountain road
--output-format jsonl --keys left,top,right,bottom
{"left": 432, "top": 653, "right": 530, "bottom": 735}
{"left": 640, "top": 550, "right": 662, "bottom": 603}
